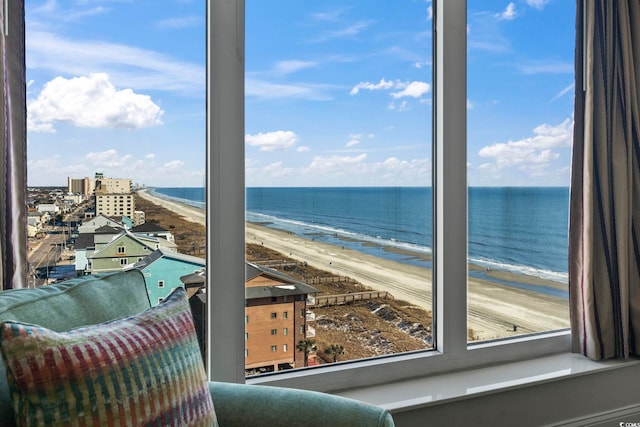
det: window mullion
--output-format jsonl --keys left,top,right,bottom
{"left": 434, "top": 0, "right": 468, "bottom": 356}
{"left": 207, "top": 0, "right": 246, "bottom": 384}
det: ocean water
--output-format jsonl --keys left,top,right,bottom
{"left": 153, "top": 186, "right": 570, "bottom": 285}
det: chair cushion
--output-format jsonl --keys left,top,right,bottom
{"left": 0, "top": 287, "right": 217, "bottom": 427}
{"left": 0, "top": 270, "right": 152, "bottom": 425}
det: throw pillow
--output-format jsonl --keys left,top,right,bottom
{"left": 0, "top": 286, "right": 217, "bottom": 427}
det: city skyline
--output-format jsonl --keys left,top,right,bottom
{"left": 26, "top": 1, "right": 574, "bottom": 188}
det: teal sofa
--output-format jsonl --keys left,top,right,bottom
{"left": 0, "top": 269, "right": 394, "bottom": 426}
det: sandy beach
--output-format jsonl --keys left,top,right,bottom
{"left": 138, "top": 188, "right": 570, "bottom": 341}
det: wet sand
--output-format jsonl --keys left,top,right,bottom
{"left": 138, "top": 188, "right": 570, "bottom": 341}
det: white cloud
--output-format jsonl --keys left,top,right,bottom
{"left": 478, "top": 118, "right": 573, "bottom": 172}
{"left": 526, "top": 0, "right": 549, "bottom": 10}
{"left": 551, "top": 83, "right": 575, "bottom": 102}
{"left": 312, "top": 8, "right": 350, "bottom": 22}
{"left": 246, "top": 78, "right": 334, "bottom": 101}
{"left": 28, "top": 73, "right": 164, "bottom": 132}
{"left": 351, "top": 79, "right": 430, "bottom": 108}
{"left": 388, "top": 100, "right": 409, "bottom": 112}
{"left": 308, "top": 153, "right": 368, "bottom": 174}
{"left": 350, "top": 78, "right": 395, "bottom": 95}
{"left": 246, "top": 153, "right": 431, "bottom": 186}
{"left": 518, "top": 60, "right": 573, "bottom": 75}
{"left": 496, "top": 3, "right": 517, "bottom": 20}
{"left": 427, "top": 6, "right": 433, "bottom": 20}
{"left": 391, "top": 81, "right": 430, "bottom": 99}
{"left": 275, "top": 60, "right": 317, "bottom": 75}
{"left": 162, "top": 160, "right": 185, "bottom": 171}
{"left": 85, "top": 149, "right": 134, "bottom": 168}
{"left": 467, "top": 99, "right": 475, "bottom": 109}
{"left": 26, "top": 31, "right": 204, "bottom": 94}
{"left": 263, "top": 161, "right": 297, "bottom": 179}
{"left": 245, "top": 131, "right": 300, "bottom": 152}
{"left": 344, "top": 133, "right": 373, "bottom": 148}
{"left": 321, "top": 21, "right": 371, "bottom": 41}
{"left": 296, "top": 146, "right": 311, "bottom": 152}
{"left": 346, "top": 139, "right": 360, "bottom": 148}
{"left": 156, "top": 15, "right": 201, "bottom": 29}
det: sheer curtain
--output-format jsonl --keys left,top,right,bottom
{"left": 570, "top": 0, "right": 640, "bottom": 360}
{"left": 0, "top": 0, "right": 27, "bottom": 290}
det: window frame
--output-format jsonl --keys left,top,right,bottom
{"left": 206, "top": 0, "right": 571, "bottom": 390}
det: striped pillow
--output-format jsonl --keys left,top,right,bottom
{"left": 0, "top": 287, "right": 217, "bottom": 427}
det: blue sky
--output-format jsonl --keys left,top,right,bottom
{"left": 25, "top": 0, "right": 575, "bottom": 188}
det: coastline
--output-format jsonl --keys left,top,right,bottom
{"left": 138, "top": 188, "right": 570, "bottom": 341}
{"left": 137, "top": 188, "right": 206, "bottom": 224}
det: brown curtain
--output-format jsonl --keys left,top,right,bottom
{"left": 0, "top": 0, "right": 27, "bottom": 290}
{"left": 569, "top": 0, "right": 640, "bottom": 360}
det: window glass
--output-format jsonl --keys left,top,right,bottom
{"left": 466, "top": 0, "right": 574, "bottom": 341}
{"left": 245, "top": 0, "right": 433, "bottom": 375}
{"left": 25, "top": 2, "right": 206, "bottom": 289}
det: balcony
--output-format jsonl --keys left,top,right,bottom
{"left": 306, "top": 311, "right": 316, "bottom": 322}
{"left": 306, "top": 325, "right": 316, "bottom": 338}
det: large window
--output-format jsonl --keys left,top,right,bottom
{"left": 466, "top": 0, "right": 574, "bottom": 342}
{"left": 207, "top": 0, "right": 574, "bottom": 390}
{"left": 245, "top": 0, "right": 434, "bottom": 374}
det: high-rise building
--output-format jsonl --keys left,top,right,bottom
{"left": 95, "top": 193, "right": 136, "bottom": 219}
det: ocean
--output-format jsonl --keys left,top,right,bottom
{"left": 152, "top": 187, "right": 570, "bottom": 286}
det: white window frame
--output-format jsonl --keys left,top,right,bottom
{"left": 206, "top": 0, "right": 570, "bottom": 390}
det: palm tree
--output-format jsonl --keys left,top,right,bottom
{"left": 324, "top": 344, "right": 345, "bottom": 363}
{"left": 296, "top": 338, "right": 316, "bottom": 367}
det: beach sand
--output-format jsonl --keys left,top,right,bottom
{"left": 138, "top": 188, "right": 570, "bottom": 341}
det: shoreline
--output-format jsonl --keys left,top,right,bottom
{"left": 138, "top": 188, "right": 570, "bottom": 340}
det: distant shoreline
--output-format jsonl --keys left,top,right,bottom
{"left": 139, "top": 187, "right": 570, "bottom": 340}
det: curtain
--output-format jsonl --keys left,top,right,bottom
{"left": 569, "top": 0, "right": 640, "bottom": 360}
{"left": 0, "top": 0, "right": 27, "bottom": 290}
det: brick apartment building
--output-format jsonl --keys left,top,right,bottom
{"left": 183, "top": 262, "right": 319, "bottom": 374}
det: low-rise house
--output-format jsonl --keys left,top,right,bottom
{"left": 36, "top": 203, "right": 60, "bottom": 215}
{"left": 133, "top": 210, "right": 146, "bottom": 226}
{"left": 76, "top": 214, "right": 124, "bottom": 234}
{"left": 63, "top": 193, "right": 84, "bottom": 205}
{"left": 88, "top": 230, "right": 162, "bottom": 273}
{"left": 130, "top": 222, "right": 175, "bottom": 243}
{"left": 132, "top": 248, "right": 206, "bottom": 306}
{"left": 74, "top": 225, "right": 126, "bottom": 273}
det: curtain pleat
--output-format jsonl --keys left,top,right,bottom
{"left": 570, "top": 0, "right": 640, "bottom": 360}
{"left": 0, "top": 0, "right": 27, "bottom": 290}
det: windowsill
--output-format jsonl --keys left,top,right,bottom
{"left": 332, "top": 352, "right": 640, "bottom": 414}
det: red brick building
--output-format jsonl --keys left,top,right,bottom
{"left": 182, "top": 262, "right": 318, "bottom": 374}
